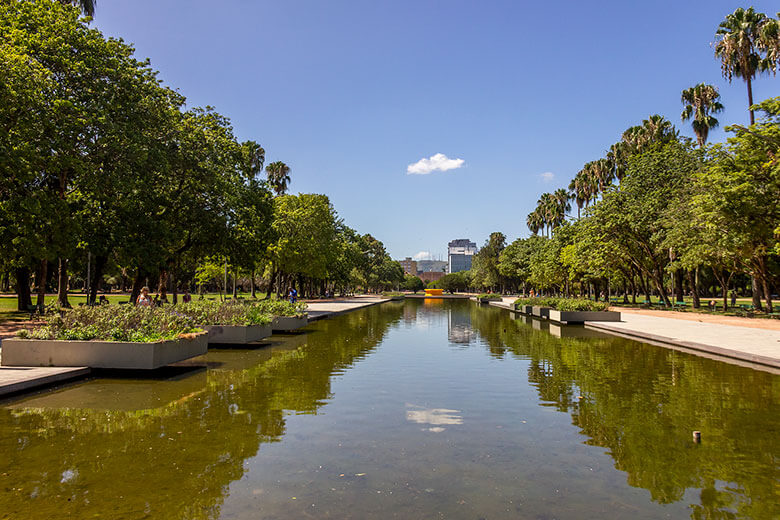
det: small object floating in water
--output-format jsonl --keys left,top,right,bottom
{"left": 692, "top": 430, "right": 702, "bottom": 443}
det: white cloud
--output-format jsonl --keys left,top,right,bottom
{"left": 540, "top": 171, "right": 555, "bottom": 182}
{"left": 412, "top": 251, "right": 433, "bottom": 261}
{"left": 407, "top": 153, "right": 465, "bottom": 175}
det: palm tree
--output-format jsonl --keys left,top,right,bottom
{"left": 265, "top": 161, "right": 291, "bottom": 196}
{"left": 568, "top": 177, "right": 585, "bottom": 219}
{"left": 60, "top": 0, "right": 96, "bottom": 17}
{"left": 553, "top": 188, "right": 571, "bottom": 227}
{"left": 681, "top": 84, "right": 724, "bottom": 147}
{"left": 714, "top": 7, "right": 774, "bottom": 125}
{"left": 239, "top": 140, "right": 265, "bottom": 181}
{"left": 526, "top": 209, "right": 543, "bottom": 235}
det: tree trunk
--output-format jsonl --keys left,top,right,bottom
{"left": 58, "top": 257, "right": 70, "bottom": 308}
{"left": 651, "top": 270, "right": 671, "bottom": 307}
{"left": 250, "top": 269, "right": 256, "bottom": 298}
{"left": 15, "top": 266, "right": 32, "bottom": 310}
{"left": 747, "top": 77, "right": 755, "bottom": 125}
{"left": 687, "top": 269, "right": 700, "bottom": 309}
{"left": 232, "top": 269, "right": 238, "bottom": 298}
{"left": 266, "top": 267, "right": 275, "bottom": 298}
{"left": 36, "top": 259, "right": 47, "bottom": 309}
{"left": 171, "top": 269, "right": 178, "bottom": 304}
{"left": 88, "top": 255, "right": 107, "bottom": 305}
{"left": 674, "top": 268, "right": 684, "bottom": 303}
{"left": 157, "top": 269, "right": 168, "bottom": 302}
{"left": 130, "top": 270, "right": 145, "bottom": 305}
{"left": 751, "top": 277, "right": 763, "bottom": 310}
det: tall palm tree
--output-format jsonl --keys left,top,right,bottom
{"left": 568, "top": 177, "right": 585, "bottom": 219}
{"left": 60, "top": 0, "right": 96, "bottom": 17}
{"left": 681, "top": 84, "right": 724, "bottom": 147}
{"left": 714, "top": 7, "right": 774, "bottom": 125}
{"left": 526, "top": 209, "right": 543, "bottom": 235}
{"left": 239, "top": 140, "right": 265, "bottom": 181}
{"left": 553, "top": 188, "right": 571, "bottom": 227}
{"left": 265, "top": 161, "right": 291, "bottom": 196}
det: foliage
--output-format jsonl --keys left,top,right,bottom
{"left": 170, "top": 300, "right": 271, "bottom": 326}
{"left": 514, "top": 297, "right": 610, "bottom": 312}
{"left": 18, "top": 305, "right": 201, "bottom": 342}
{"left": 470, "top": 232, "right": 505, "bottom": 290}
{"left": 476, "top": 293, "right": 501, "bottom": 301}
{"left": 254, "top": 298, "right": 308, "bottom": 318}
{"left": 401, "top": 275, "right": 425, "bottom": 293}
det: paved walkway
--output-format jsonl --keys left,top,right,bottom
{"left": 305, "top": 296, "right": 389, "bottom": 321}
{"left": 586, "top": 313, "right": 780, "bottom": 370}
{"left": 0, "top": 366, "right": 90, "bottom": 398}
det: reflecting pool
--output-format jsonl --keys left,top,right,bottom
{"left": 1, "top": 300, "right": 778, "bottom": 519}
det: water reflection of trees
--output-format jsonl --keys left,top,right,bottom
{"left": 468, "top": 306, "right": 780, "bottom": 519}
{"left": 0, "top": 303, "right": 403, "bottom": 519}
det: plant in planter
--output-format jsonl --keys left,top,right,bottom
{"left": 6, "top": 305, "right": 207, "bottom": 369}
{"left": 171, "top": 300, "right": 273, "bottom": 344}
{"left": 382, "top": 291, "right": 405, "bottom": 300}
{"left": 476, "top": 293, "right": 502, "bottom": 302}
{"left": 255, "top": 298, "right": 309, "bottom": 331}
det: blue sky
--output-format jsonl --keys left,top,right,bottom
{"left": 94, "top": 1, "right": 778, "bottom": 261}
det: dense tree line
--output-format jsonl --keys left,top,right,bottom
{"left": 0, "top": 1, "right": 403, "bottom": 310}
{"left": 473, "top": 8, "right": 780, "bottom": 313}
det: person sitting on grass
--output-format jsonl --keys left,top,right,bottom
{"left": 136, "top": 286, "right": 152, "bottom": 307}
{"left": 708, "top": 299, "right": 717, "bottom": 311}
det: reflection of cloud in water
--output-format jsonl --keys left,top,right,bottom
{"left": 406, "top": 404, "right": 463, "bottom": 432}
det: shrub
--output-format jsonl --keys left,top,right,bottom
{"left": 17, "top": 305, "right": 201, "bottom": 342}
{"left": 254, "top": 298, "right": 308, "bottom": 317}
{"left": 514, "top": 297, "right": 609, "bottom": 312}
{"left": 382, "top": 291, "right": 405, "bottom": 297}
{"left": 171, "top": 300, "right": 271, "bottom": 326}
{"left": 477, "top": 293, "right": 502, "bottom": 301}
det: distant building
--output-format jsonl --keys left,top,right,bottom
{"left": 398, "top": 257, "right": 418, "bottom": 276}
{"left": 417, "top": 260, "right": 448, "bottom": 273}
{"left": 419, "top": 271, "right": 445, "bottom": 284}
{"left": 448, "top": 239, "right": 477, "bottom": 273}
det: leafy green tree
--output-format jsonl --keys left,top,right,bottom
{"left": 588, "top": 141, "right": 699, "bottom": 306}
{"left": 402, "top": 275, "right": 425, "bottom": 293}
{"left": 699, "top": 97, "right": 780, "bottom": 312}
{"left": 268, "top": 193, "right": 338, "bottom": 294}
{"left": 471, "top": 232, "right": 505, "bottom": 290}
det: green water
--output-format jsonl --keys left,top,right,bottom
{"left": 1, "top": 300, "right": 778, "bottom": 519}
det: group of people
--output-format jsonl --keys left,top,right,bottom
{"left": 136, "top": 286, "right": 191, "bottom": 307}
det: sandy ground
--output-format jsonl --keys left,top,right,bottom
{"left": 612, "top": 307, "right": 780, "bottom": 331}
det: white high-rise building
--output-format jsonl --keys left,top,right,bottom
{"left": 447, "top": 239, "right": 477, "bottom": 273}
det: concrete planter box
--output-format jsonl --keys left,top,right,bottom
{"left": 1, "top": 332, "right": 208, "bottom": 369}
{"left": 548, "top": 310, "right": 621, "bottom": 324}
{"left": 387, "top": 295, "right": 405, "bottom": 301}
{"left": 531, "top": 306, "right": 551, "bottom": 319}
{"left": 203, "top": 324, "right": 271, "bottom": 344}
{"left": 516, "top": 305, "right": 533, "bottom": 315}
{"left": 271, "top": 314, "right": 308, "bottom": 332}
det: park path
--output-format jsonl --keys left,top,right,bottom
{"left": 304, "top": 296, "right": 389, "bottom": 320}
{"left": 587, "top": 313, "right": 780, "bottom": 370}
{"left": 488, "top": 297, "right": 780, "bottom": 371}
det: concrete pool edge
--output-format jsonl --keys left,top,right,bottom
{"left": 585, "top": 321, "right": 780, "bottom": 373}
